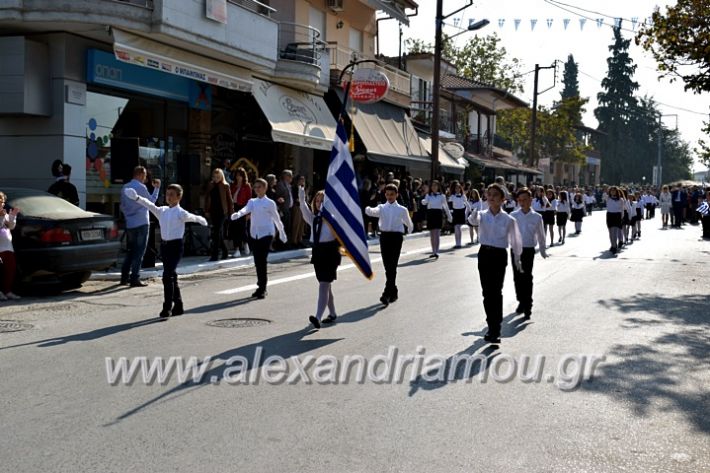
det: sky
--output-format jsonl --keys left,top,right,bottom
{"left": 378, "top": 0, "right": 710, "bottom": 173}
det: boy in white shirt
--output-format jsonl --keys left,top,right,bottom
{"left": 124, "top": 184, "right": 208, "bottom": 317}
{"left": 231, "top": 178, "right": 287, "bottom": 299}
{"left": 365, "top": 184, "right": 413, "bottom": 306}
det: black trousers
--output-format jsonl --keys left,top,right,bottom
{"left": 672, "top": 206, "right": 684, "bottom": 227}
{"left": 511, "top": 247, "right": 535, "bottom": 312}
{"left": 379, "top": 232, "right": 404, "bottom": 297}
{"left": 250, "top": 235, "right": 273, "bottom": 291}
{"left": 161, "top": 239, "right": 184, "bottom": 310}
{"left": 478, "top": 245, "right": 508, "bottom": 337}
{"left": 702, "top": 215, "right": 710, "bottom": 239}
{"left": 210, "top": 215, "right": 228, "bottom": 258}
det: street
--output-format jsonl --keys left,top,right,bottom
{"left": 1, "top": 211, "right": 709, "bottom": 473}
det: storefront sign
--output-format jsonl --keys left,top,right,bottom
{"left": 87, "top": 49, "right": 211, "bottom": 109}
{"left": 206, "top": 0, "right": 228, "bottom": 24}
{"left": 65, "top": 84, "right": 86, "bottom": 105}
{"left": 350, "top": 68, "right": 390, "bottom": 103}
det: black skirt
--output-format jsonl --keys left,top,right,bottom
{"left": 570, "top": 208, "right": 584, "bottom": 222}
{"left": 310, "top": 240, "right": 342, "bottom": 282}
{"left": 607, "top": 212, "right": 623, "bottom": 229}
{"left": 556, "top": 212, "right": 568, "bottom": 226}
{"left": 542, "top": 210, "right": 555, "bottom": 226}
{"left": 622, "top": 211, "right": 630, "bottom": 226}
{"left": 452, "top": 208, "right": 466, "bottom": 225}
{"left": 426, "top": 209, "right": 444, "bottom": 229}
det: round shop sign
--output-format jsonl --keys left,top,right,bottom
{"left": 350, "top": 68, "right": 390, "bottom": 104}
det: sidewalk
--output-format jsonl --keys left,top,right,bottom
{"left": 90, "top": 230, "right": 432, "bottom": 281}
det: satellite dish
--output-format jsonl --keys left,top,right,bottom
{"left": 442, "top": 142, "right": 465, "bottom": 159}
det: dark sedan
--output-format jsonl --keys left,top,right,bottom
{"left": 5, "top": 187, "right": 120, "bottom": 289}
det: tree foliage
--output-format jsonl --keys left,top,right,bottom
{"left": 559, "top": 54, "right": 585, "bottom": 126}
{"left": 405, "top": 33, "right": 523, "bottom": 92}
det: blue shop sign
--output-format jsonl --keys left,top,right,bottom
{"left": 86, "top": 49, "right": 211, "bottom": 110}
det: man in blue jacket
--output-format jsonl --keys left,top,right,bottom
{"left": 120, "top": 166, "right": 160, "bottom": 286}
{"left": 671, "top": 185, "right": 687, "bottom": 229}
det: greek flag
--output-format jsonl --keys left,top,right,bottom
{"left": 698, "top": 201, "right": 709, "bottom": 216}
{"left": 322, "top": 120, "right": 373, "bottom": 279}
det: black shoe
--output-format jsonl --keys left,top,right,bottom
{"left": 252, "top": 290, "right": 267, "bottom": 299}
{"left": 322, "top": 314, "right": 337, "bottom": 324}
{"left": 208, "top": 256, "right": 219, "bottom": 262}
{"left": 484, "top": 333, "right": 501, "bottom": 344}
{"left": 172, "top": 303, "right": 184, "bottom": 316}
{"left": 119, "top": 278, "right": 129, "bottom": 286}
{"left": 159, "top": 309, "right": 171, "bottom": 318}
{"left": 434, "top": 254, "right": 439, "bottom": 260}
{"left": 130, "top": 280, "right": 148, "bottom": 288}
{"left": 309, "top": 316, "right": 321, "bottom": 329}
{"left": 221, "top": 252, "right": 229, "bottom": 260}
{"left": 524, "top": 309, "right": 532, "bottom": 320}
{"left": 389, "top": 295, "right": 398, "bottom": 303}
{"left": 515, "top": 304, "right": 524, "bottom": 314}
{"left": 428, "top": 254, "right": 437, "bottom": 259}
{"left": 379, "top": 295, "right": 390, "bottom": 306}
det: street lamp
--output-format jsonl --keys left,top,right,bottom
{"left": 447, "top": 19, "right": 490, "bottom": 40}
{"left": 431, "top": 0, "right": 488, "bottom": 181}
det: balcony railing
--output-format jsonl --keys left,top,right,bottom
{"left": 325, "top": 42, "right": 410, "bottom": 96}
{"left": 493, "top": 134, "right": 512, "bottom": 151}
{"left": 278, "top": 23, "right": 325, "bottom": 66}
{"left": 228, "top": 0, "right": 276, "bottom": 18}
{"left": 110, "top": 0, "right": 153, "bottom": 8}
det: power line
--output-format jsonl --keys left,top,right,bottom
{"left": 542, "top": 0, "right": 641, "bottom": 34}
{"left": 545, "top": 0, "right": 653, "bottom": 28}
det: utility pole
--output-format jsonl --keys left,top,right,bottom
{"left": 528, "top": 62, "right": 557, "bottom": 167}
{"left": 657, "top": 117, "right": 662, "bottom": 187}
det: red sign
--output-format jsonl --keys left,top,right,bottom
{"left": 350, "top": 68, "right": 390, "bottom": 103}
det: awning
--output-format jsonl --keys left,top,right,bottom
{"left": 363, "top": 0, "right": 410, "bottom": 25}
{"left": 464, "top": 152, "right": 542, "bottom": 174}
{"left": 419, "top": 136, "right": 465, "bottom": 174}
{"left": 112, "top": 29, "right": 252, "bottom": 92}
{"left": 252, "top": 79, "right": 336, "bottom": 151}
{"left": 340, "top": 92, "right": 429, "bottom": 167}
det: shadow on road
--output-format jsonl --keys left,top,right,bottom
{"left": 109, "top": 327, "right": 343, "bottom": 425}
{"left": 0, "top": 318, "right": 165, "bottom": 351}
{"left": 589, "top": 293, "right": 710, "bottom": 434}
{"left": 185, "top": 297, "right": 257, "bottom": 314}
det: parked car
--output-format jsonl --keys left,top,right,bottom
{"left": 4, "top": 187, "right": 120, "bottom": 290}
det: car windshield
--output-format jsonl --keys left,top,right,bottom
{"left": 7, "top": 191, "right": 96, "bottom": 219}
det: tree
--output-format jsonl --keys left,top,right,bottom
{"left": 637, "top": 0, "right": 710, "bottom": 170}
{"left": 594, "top": 25, "right": 640, "bottom": 183}
{"left": 636, "top": 0, "right": 710, "bottom": 94}
{"left": 559, "top": 55, "right": 585, "bottom": 126}
{"left": 405, "top": 33, "right": 523, "bottom": 92}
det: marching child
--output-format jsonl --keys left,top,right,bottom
{"left": 511, "top": 187, "right": 548, "bottom": 319}
{"left": 543, "top": 189, "right": 557, "bottom": 247}
{"left": 570, "top": 192, "right": 586, "bottom": 234}
{"left": 298, "top": 186, "right": 341, "bottom": 329}
{"left": 556, "top": 190, "right": 571, "bottom": 244}
{"left": 366, "top": 184, "right": 413, "bottom": 306}
{"left": 124, "top": 184, "right": 208, "bottom": 317}
{"left": 230, "top": 178, "right": 287, "bottom": 299}
{"left": 633, "top": 191, "right": 643, "bottom": 239}
{"left": 421, "top": 180, "right": 452, "bottom": 259}
{"left": 466, "top": 189, "right": 486, "bottom": 245}
{"left": 606, "top": 186, "right": 624, "bottom": 254}
{"left": 477, "top": 183, "right": 523, "bottom": 345}
{"left": 448, "top": 181, "right": 470, "bottom": 248}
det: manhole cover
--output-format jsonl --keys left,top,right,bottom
{"left": 206, "top": 318, "right": 271, "bottom": 328}
{"left": 0, "top": 320, "right": 34, "bottom": 333}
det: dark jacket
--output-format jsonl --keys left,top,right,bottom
{"left": 205, "top": 181, "right": 234, "bottom": 218}
{"left": 48, "top": 179, "right": 80, "bottom": 207}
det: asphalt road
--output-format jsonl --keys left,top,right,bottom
{"left": 1, "top": 211, "right": 708, "bottom": 473}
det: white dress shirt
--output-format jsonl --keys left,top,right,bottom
{"left": 0, "top": 213, "right": 17, "bottom": 253}
{"left": 479, "top": 208, "right": 523, "bottom": 259}
{"left": 532, "top": 197, "right": 548, "bottom": 213}
{"left": 448, "top": 194, "right": 470, "bottom": 210}
{"left": 232, "top": 196, "right": 286, "bottom": 240}
{"left": 556, "top": 200, "right": 571, "bottom": 215}
{"left": 299, "top": 197, "right": 335, "bottom": 243}
{"left": 606, "top": 197, "right": 624, "bottom": 213}
{"left": 421, "top": 193, "right": 452, "bottom": 220}
{"left": 124, "top": 188, "right": 207, "bottom": 241}
{"left": 511, "top": 208, "right": 547, "bottom": 254}
{"left": 365, "top": 201, "right": 413, "bottom": 233}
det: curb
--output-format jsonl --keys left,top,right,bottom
{"left": 90, "top": 230, "right": 432, "bottom": 281}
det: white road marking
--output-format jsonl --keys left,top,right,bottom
{"left": 214, "top": 241, "right": 454, "bottom": 295}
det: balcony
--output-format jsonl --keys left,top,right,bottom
{"left": 274, "top": 22, "right": 328, "bottom": 91}
{"left": 325, "top": 42, "right": 411, "bottom": 108}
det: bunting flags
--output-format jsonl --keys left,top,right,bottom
{"left": 482, "top": 17, "right": 652, "bottom": 33}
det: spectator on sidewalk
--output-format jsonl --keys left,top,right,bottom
{"left": 290, "top": 175, "right": 307, "bottom": 247}
{"left": 275, "top": 169, "right": 294, "bottom": 245}
{"left": 48, "top": 163, "right": 80, "bottom": 207}
{"left": 120, "top": 166, "right": 160, "bottom": 287}
{"left": 0, "top": 191, "right": 21, "bottom": 300}
{"left": 229, "top": 167, "right": 252, "bottom": 257}
{"left": 205, "top": 168, "right": 234, "bottom": 261}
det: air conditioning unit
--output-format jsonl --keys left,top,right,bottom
{"left": 327, "top": 0, "right": 344, "bottom": 12}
